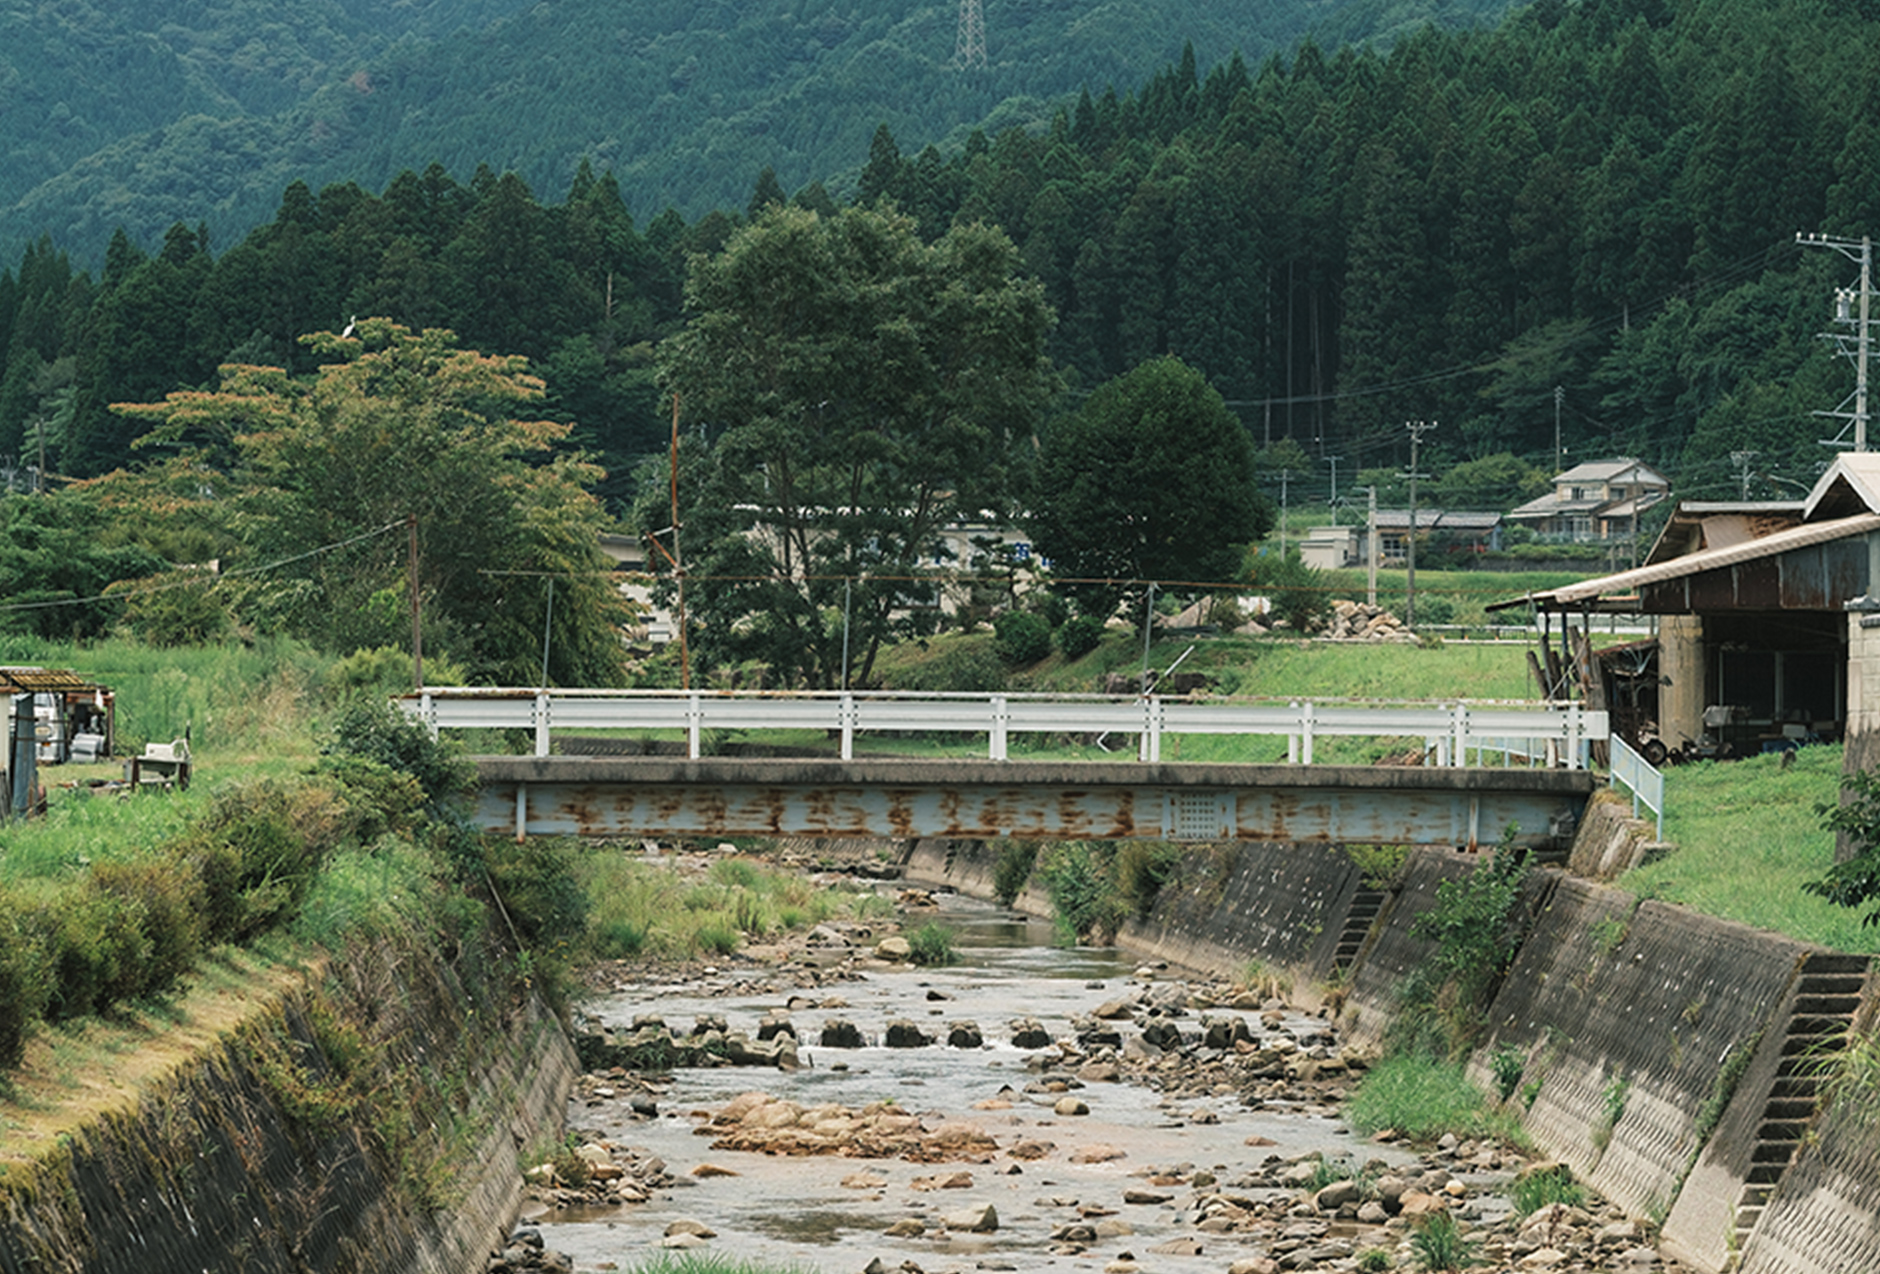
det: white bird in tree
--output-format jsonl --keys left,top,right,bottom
{"left": 340, "top": 316, "right": 356, "bottom": 339}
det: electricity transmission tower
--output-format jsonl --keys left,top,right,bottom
{"left": 953, "top": 0, "right": 986, "bottom": 69}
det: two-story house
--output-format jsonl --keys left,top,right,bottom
{"left": 1505, "top": 458, "right": 1670, "bottom": 543}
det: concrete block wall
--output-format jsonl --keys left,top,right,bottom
{"left": 1475, "top": 879, "right": 1810, "bottom": 1234}
{"left": 0, "top": 973, "right": 574, "bottom": 1274}
{"left": 1121, "top": 841, "right": 1364, "bottom": 982}
{"left": 1567, "top": 787, "right": 1662, "bottom": 880}
{"left": 1341, "top": 847, "right": 1480, "bottom": 1049}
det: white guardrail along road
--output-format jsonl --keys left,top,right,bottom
{"left": 398, "top": 689, "right": 1607, "bottom": 769}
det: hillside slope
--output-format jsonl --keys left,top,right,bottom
{"left": 0, "top": 0, "right": 1515, "bottom": 256}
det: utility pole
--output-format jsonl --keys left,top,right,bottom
{"left": 1731, "top": 450, "right": 1759, "bottom": 500}
{"left": 408, "top": 514, "right": 423, "bottom": 689}
{"left": 952, "top": 0, "right": 986, "bottom": 69}
{"left": 1363, "top": 485, "right": 1378, "bottom": 608}
{"left": 1277, "top": 468, "right": 1293, "bottom": 557}
{"left": 1553, "top": 385, "right": 1564, "bottom": 475}
{"left": 1404, "top": 419, "right": 1437, "bottom": 628}
{"left": 1798, "top": 232, "right": 1873, "bottom": 452}
{"left": 1324, "top": 454, "right": 1344, "bottom": 510}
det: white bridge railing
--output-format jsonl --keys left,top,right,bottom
{"left": 399, "top": 688, "right": 1605, "bottom": 769}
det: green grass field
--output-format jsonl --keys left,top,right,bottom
{"left": 1623, "top": 744, "right": 1876, "bottom": 953}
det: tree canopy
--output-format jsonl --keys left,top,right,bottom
{"left": 649, "top": 204, "right": 1058, "bottom": 688}
{"left": 1029, "top": 355, "right": 1271, "bottom": 623}
{"left": 110, "top": 320, "right": 631, "bottom": 684}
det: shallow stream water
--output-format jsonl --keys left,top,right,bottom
{"left": 533, "top": 893, "right": 1415, "bottom": 1273}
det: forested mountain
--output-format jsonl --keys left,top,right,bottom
{"left": 3, "top": 0, "right": 1878, "bottom": 526}
{"left": 0, "top": 0, "right": 533, "bottom": 241}
{"left": 0, "top": 0, "right": 1515, "bottom": 257}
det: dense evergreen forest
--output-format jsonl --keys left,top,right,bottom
{"left": 3, "top": 0, "right": 1878, "bottom": 516}
{"left": 0, "top": 0, "right": 1515, "bottom": 256}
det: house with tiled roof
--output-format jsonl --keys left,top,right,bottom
{"left": 1505, "top": 458, "right": 1670, "bottom": 543}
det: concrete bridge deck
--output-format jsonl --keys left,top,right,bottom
{"left": 471, "top": 755, "right": 1599, "bottom": 849}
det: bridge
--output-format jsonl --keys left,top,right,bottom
{"left": 400, "top": 690, "right": 1607, "bottom": 849}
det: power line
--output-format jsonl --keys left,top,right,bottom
{"left": 0, "top": 519, "right": 406, "bottom": 616}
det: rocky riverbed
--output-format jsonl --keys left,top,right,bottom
{"left": 497, "top": 883, "right": 1693, "bottom": 1274}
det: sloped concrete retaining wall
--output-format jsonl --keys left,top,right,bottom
{"left": 898, "top": 828, "right": 1878, "bottom": 1274}
{"left": 0, "top": 966, "right": 574, "bottom": 1274}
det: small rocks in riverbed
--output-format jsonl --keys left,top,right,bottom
{"left": 1053, "top": 1096, "right": 1089, "bottom": 1116}
{"left": 1069, "top": 1143, "right": 1125, "bottom": 1163}
{"left": 939, "top": 1203, "right": 999, "bottom": 1232}
{"left": 876, "top": 936, "right": 914, "bottom": 960}
{"left": 664, "top": 1219, "right": 717, "bottom": 1239}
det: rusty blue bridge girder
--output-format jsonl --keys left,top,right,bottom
{"left": 470, "top": 756, "right": 1598, "bottom": 849}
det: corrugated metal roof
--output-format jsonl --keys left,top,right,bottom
{"left": 1804, "top": 452, "right": 1880, "bottom": 520}
{"left": 0, "top": 667, "right": 92, "bottom": 693}
{"left": 1491, "top": 512, "right": 1880, "bottom": 610}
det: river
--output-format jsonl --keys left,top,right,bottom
{"left": 529, "top": 890, "right": 1424, "bottom": 1273}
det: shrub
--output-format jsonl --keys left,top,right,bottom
{"left": 484, "top": 837, "right": 588, "bottom": 951}
{"left": 113, "top": 569, "right": 232, "bottom": 647}
{"left": 1404, "top": 838, "right": 1532, "bottom": 1056}
{"left": 878, "top": 636, "right": 1007, "bottom": 692}
{"left": 322, "top": 697, "right": 472, "bottom": 813}
{"left": 1033, "top": 591, "right": 1070, "bottom": 630}
{"left": 0, "top": 898, "right": 52, "bottom": 1066}
{"left": 1410, "top": 1211, "right": 1481, "bottom": 1271}
{"left": 906, "top": 922, "right": 957, "bottom": 966}
{"left": 1056, "top": 614, "right": 1105, "bottom": 660}
{"left": 1247, "top": 548, "right": 1329, "bottom": 633}
{"left": 994, "top": 610, "right": 1052, "bottom": 665}
{"left": 1037, "top": 841, "right": 1124, "bottom": 944}
{"left": 1510, "top": 1164, "right": 1586, "bottom": 1217}
{"left": 184, "top": 779, "right": 355, "bottom": 943}
{"left": 1114, "top": 840, "right": 1184, "bottom": 918}
{"left": 991, "top": 840, "right": 1039, "bottom": 906}
{"left": 1488, "top": 1045, "right": 1526, "bottom": 1103}
{"left": 1414, "top": 595, "right": 1457, "bottom": 627}
{"left": 42, "top": 885, "right": 147, "bottom": 1021}
{"left": 89, "top": 859, "right": 204, "bottom": 1004}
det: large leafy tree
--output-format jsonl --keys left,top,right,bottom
{"left": 1030, "top": 355, "right": 1272, "bottom": 623}
{"left": 652, "top": 204, "right": 1057, "bottom": 689}
{"left": 111, "top": 320, "right": 632, "bottom": 684}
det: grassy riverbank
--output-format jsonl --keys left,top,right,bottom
{"left": 1627, "top": 743, "right": 1876, "bottom": 952}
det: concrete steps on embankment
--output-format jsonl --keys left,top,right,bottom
{"left": 1725, "top": 952, "right": 1869, "bottom": 1260}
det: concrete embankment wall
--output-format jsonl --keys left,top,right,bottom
{"left": 899, "top": 824, "right": 1878, "bottom": 1274}
{"left": 0, "top": 950, "right": 575, "bottom": 1274}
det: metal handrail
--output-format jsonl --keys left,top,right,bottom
{"left": 398, "top": 688, "right": 1604, "bottom": 769}
{"left": 1609, "top": 732, "right": 1665, "bottom": 839}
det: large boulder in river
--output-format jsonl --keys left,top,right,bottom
{"left": 821, "top": 1018, "right": 866, "bottom": 1048}
{"left": 885, "top": 1018, "right": 933, "bottom": 1048}
{"left": 1201, "top": 1014, "right": 1253, "bottom": 1050}
{"left": 1140, "top": 1019, "right": 1186, "bottom": 1051}
{"left": 1010, "top": 1017, "right": 1053, "bottom": 1049}
{"left": 947, "top": 1021, "right": 984, "bottom": 1048}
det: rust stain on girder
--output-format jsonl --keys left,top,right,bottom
{"left": 471, "top": 757, "right": 1593, "bottom": 849}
